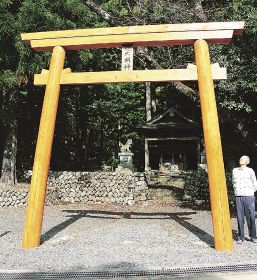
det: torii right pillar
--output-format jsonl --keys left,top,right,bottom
{"left": 194, "top": 39, "right": 233, "bottom": 251}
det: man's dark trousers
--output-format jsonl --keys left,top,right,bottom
{"left": 236, "top": 196, "right": 257, "bottom": 240}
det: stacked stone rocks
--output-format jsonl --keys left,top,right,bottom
{"left": 0, "top": 172, "right": 148, "bottom": 207}
{"left": 0, "top": 185, "right": 28, "bottom": 207}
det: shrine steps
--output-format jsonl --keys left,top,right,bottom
{"left": 146, "top": 172, "right": 186, "bottom": 202}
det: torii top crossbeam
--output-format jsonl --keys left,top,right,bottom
{"left": 22, "top": 21, "right": 244, "bottom": 51}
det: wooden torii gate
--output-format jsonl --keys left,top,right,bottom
{"left": 21, "top": 21, "right": 244, "bottom": 251}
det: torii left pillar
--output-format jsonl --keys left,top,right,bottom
{"left": 22, "top": 46, "right": 65, "bottom": 249}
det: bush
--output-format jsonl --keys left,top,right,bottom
{"left": 184, "top": 168, "right": 235, "bottom": 207}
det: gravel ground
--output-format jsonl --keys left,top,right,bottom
{"left": 1, "top": 200, "right": 257, "bottom": 272}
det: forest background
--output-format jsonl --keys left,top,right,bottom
{"left": 0, "top": 0, "right": 256, "bottom": 184}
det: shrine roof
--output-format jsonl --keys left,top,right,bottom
{"left": 137, "top": 107, "right": 200, "bottom": 133}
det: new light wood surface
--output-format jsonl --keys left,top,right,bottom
{"left": 22, "top": 46, "right": 65, "bottom": 249}
{"left": 34, "top": 65, "right": 227, "bottom": 85}
{"left": 194, "top": 39, "right": 233, "bottom": 251}
{"left": 29, "top": 30, "right": 234, "bottom": 51}
{"left": 21, "top": 21, "right": 244, "bottom": 42}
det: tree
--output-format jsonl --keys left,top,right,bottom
{"left": 1, "top": 0, "right": 257, "bottom": 179}
{"left": 0, "top": 0, "right": 21, "bottom": 184}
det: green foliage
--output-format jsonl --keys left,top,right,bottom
{"left": 0, "top": 70, "right": 16, "bottom": 90}
{"left": 184, "top": 168, "right": 235, "bottom": 206}
{"left": 185, "top": 168, "right": 210, "bottom": 203}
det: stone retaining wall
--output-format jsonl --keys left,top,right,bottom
{"left": 0, "top": 172, "right": 148, "bottom": 208}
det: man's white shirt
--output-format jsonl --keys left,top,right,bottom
{"left": 232, "top": 167, "right": 257, "bottom": 196}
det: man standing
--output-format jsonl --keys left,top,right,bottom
{"left": 232, "top": 155, "right": 257, "bottom": 244}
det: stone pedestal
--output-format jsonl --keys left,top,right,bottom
{"left": 116, "top": 152, "right": 135, "bottom": 173}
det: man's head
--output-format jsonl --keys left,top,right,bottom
{"left": 239, "top": 155, "right": 250, "bottom": 166}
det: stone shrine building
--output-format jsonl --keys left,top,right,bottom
{"left": 137, "top": 107, "right": 200, "bottom": 172}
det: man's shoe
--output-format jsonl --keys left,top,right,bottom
{"left": 251, "top": 238, "right": 257, "bottom": 243}
{"left": 237, "top": 239, "right": 243, "bottom": 244}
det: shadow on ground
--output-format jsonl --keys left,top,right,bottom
{"left": 41, "top": 208, "right": 214, "bottom": 248}
{"left": 74, "top": 261, "right": 141, "bottom": 272}
{"left": 0, "top": 231, "right": 11, "bottom": 238}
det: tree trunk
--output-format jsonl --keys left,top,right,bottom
{"left": 85, "top": 0, "right": 116, "bottom": 25}
{"left": 0, "top": 86, "right": 19, "bottom": 185}
{"left": 75, "top": 88, "right": 89, "bottom": 170}
{"left": 145, "top": 82, "right": 152, "bottom": 123}
{"left": 0, "top": 119, "right": 17, "bottom": 185}
{"left": 193, "top": 0, "right": 207, "bottom": 22}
